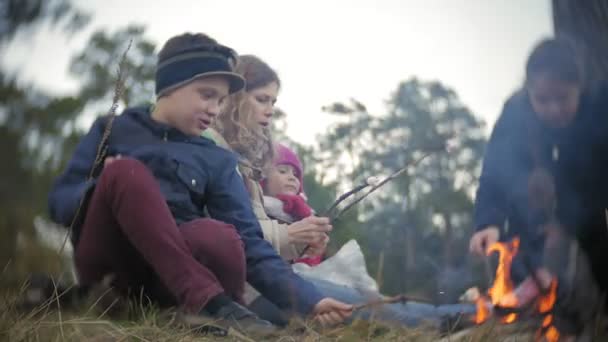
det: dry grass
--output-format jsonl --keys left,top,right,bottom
{"left": 0, "top": 284, "right": 547, "bottom": 342}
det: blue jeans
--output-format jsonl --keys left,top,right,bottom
{"left": 248, "top": 274, "right": 477, "bottom": 328}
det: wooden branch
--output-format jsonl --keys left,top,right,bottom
{"left": 323, "top": 182, "right": 369, "bottom": 218}
{"left": 353, "top": 294, "right": 432, "bottom": 311}
{"left": 60, "top": 39, "right": 133, "bottom": 256}
{"left": 332, "top": 149, "right": 437, "bottom": 221}
{"left": 298, "top": 139, "right": 451, "bottom": 258}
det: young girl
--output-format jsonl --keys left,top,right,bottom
{"left": 261, "top": 143, "right": 323, "bottom": 266}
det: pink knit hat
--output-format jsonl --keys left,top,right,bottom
{"left": 273, "top": 143, "right": 304, "bottom": 194}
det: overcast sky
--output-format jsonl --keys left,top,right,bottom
{"left": 3, "top": 0, "right": 553, "bottom": 145}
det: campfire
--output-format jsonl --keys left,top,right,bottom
{"left": 473, "top": 237, "right": 560, "bottom": 342}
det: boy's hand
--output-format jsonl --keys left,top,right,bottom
{"left": 469, "top": 226, "right": 500, "bottom": 256}
{"left": 312, "top": 298, "right": 353, "bottom": 326}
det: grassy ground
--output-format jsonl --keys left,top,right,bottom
{"left": 0, "top": 284, "right": 543, "bottom": 342}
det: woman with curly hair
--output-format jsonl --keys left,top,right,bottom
{"left": 206, "top": 55, "right": 331, "bottom": 264}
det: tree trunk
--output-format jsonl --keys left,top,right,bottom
{"left": 403, "top": 186, "right": 416, "bottom": 273}
{"left": 442, "top": 212, "right": 453, "bottom": 267}
{"left": 402, "top": 187, "right": 416, "bottom": 291}
{"left": 438, "top": 156, "right": 453, "bottom": 267}
{"left": 552, "top": 0, "right": 608, "bottom": 84}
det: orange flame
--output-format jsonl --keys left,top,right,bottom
{"left": 473, "top": 238, "right": 520, "bottom": 324}
{"left": 486, "top": 238, "right": 520, "bottom": 307}
{"left": 538, "top": 279, "right": 558, "bottom": 314}
{"left": 542, "top": 315, "right": 553, "bottom": 328}
{"left": 474, "top": 297, "right": 490, "bottom": 324}
{"left": 538, "top": 280, "right": 559, "bottom": 341}
{"left": 498, "top": 292, "right": 519, "bottom": 308}
{"left": 544, "top": 326, "right": 560, "bottom": 342}
{"left": 503, "top": 313, "right": 517, "bottom": 324}
{"left": 473, "top": 237, "right": 562, "bottom": 342}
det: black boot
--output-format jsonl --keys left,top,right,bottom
{"left": 178, "top": 300, "right": 279, "bottom": 338}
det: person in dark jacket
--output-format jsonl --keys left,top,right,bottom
{"left": 48, "top": 32, "right": 352, "bottom": 335}
{"left": 470, "top": 38, "right": 608, "bottom": 294}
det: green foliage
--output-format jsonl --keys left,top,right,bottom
{"left": 69, "top": 25, "right": 157, "bottom": 108}
{"left": 318, "top": 79, "right": 486, "bottom": 299}
{"left": 0, "top": 0, "right": 90, "bottom": 282}
{"left": 0, "top": 3, "right": 154, "bottom": 286}
{"left": 0, "top": 0, "right": 90, "bottom": 43}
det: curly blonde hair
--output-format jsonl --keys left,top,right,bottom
{"left": 213, "top": 55, "right": 280, "bottom": 178}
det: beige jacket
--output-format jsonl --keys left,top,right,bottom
{"left": 202, "top": 128, "right": 306, "bottom": 261}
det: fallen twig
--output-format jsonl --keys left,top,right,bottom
{"left": 353, "top": 294, "right": 432, "bottom": 311}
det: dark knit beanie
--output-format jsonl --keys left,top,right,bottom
{"left": 155, "top": 34, "right": 245, "bottom": 97}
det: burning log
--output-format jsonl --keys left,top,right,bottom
{"left": 470, "top": 229, "right": 602, "bottom": 341}
{"left": 470, "top": 237, "right": 557, "bottom": 340}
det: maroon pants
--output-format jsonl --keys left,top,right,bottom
{"left": 74, "top": 158, "right": 245, "bottom": 313}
